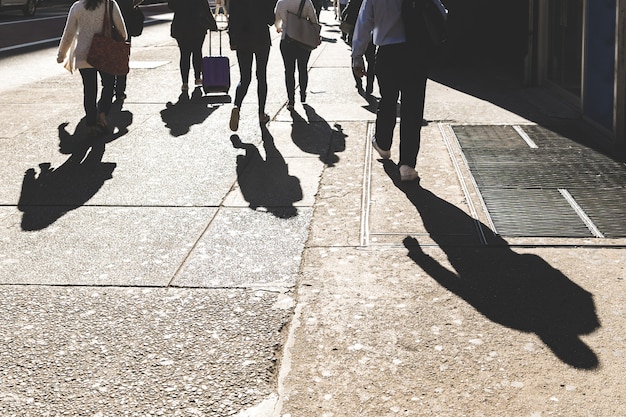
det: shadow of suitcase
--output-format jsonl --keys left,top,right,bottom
{"left": 202, "top": 28, "right": 230, "bottom": 94}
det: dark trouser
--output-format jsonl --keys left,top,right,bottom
{"left": 279, "top": 39, "right": 311, "bottom": 104}
{"left": 176, "top": 36, "right": 205, "bottom": 84}
{"left": 79, "top": 68, "right": 115, "bottom": 127}
{"left": 115, "top": 74, "right": 127, "bottom": 97}
{"left": 374, "top": 42, "right": 428, "bottom": 168}
{"left": 234, "top": 43, "right": 270, "bottom": 114}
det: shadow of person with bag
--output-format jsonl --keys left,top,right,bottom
{"left": 18, "top": 121, "right": 120, "bottom": 231}
{"left": 289, "top": 103, "right": 346, "bottom": 167}
{"left": 160, "top": 89, "right": 218, "bottom": 137}
{"left": 382, "top": 161, "right": 601, "bottom": 369}
{"left": 231, "top": 127, "right": 303, "bottom": 219}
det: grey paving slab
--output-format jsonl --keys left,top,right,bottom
{"left": 367, "top": 124, "right": 483, "bottom": 247}
{"left": 281, "top": 245, "right": 626, "bottom": 417}
{"left": 0, "top": 206, "right": 216, "bottom": 286}
{"left": 305, "top": 121, "right": 370, "bottom": 248}
{"left": 222, "top": 152, "right": 322, "bottom": 209}
{"left": 172, "top": 207, "right": 313, "bottom": 289}
{"left": 0, "top": 285, "right": 292, "bottom": 416}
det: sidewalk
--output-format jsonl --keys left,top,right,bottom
{"left": 0, "top": 7, "right": 625, "bottom": 417}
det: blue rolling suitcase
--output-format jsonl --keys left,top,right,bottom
{"left": 202, "top": 29, "right": 230, "bottom": 94}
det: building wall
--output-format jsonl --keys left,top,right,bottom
{"left": 583, "top": 0, "right": 616, "bottom": 133}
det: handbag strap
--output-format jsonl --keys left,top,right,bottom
{"left": 102, "top": 0, "right": 112, "bottom": 38}
{"left": 297, "top": 0, "right": 306, "bottom": 18}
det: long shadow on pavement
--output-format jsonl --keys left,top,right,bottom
{"left": 291, "top": 103, "right": 346, "bottom": 167}
{"left": 17, "top": 115, "right": 132, "bottom": 231}
{"left": 231, "top": 126, "right": 302, "bottom": 219}
{"left": 160, "top": 88, "right": 219, "bottom": 137}
{"left": 382, "top": 161, "right": 601, "bottom": 369}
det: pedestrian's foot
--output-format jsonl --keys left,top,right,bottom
{"left": 286, "top": 101, "right": 295, "bottom": 111}
{"left": 372, "top": 138, "right": 391, "bottom": 160}
{"left": 399, "top": 165, "right": 420, "bottom": 182}
{"left": 181, "top": 83, "right": 189, "bottom": 91}
{"left": 195, "top": 78, "right": 202, "bottom": 86}
{"left": 300, "top": 92, "right": 306, "bottom": 103}
{"left": 259, "top": 112, "right": 270, "bottom": 125}
{"left": 229, "top": 107, "right": 240, "bottom": 131}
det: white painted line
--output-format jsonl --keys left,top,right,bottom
{"left": 513, "top": 125, "right": 539, "bottom": 148}
{"left": 0, "top": 15, "right": 65, "bottom": 26}
{"left": 558, "top": 188, "right": 605, "bottom": 238}
{"left": 0, "top": 37, "right": 60, "bottom": 53}
{"left": 360, "top": 123, "right": 375, "bottom": 247}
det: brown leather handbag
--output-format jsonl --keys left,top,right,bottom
{"left": 87, "top": 0, "right": 130, "bottom": 75}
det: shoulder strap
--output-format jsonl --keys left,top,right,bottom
{"left": 297, "top": 0, "right": 306, "bottom": 17}
{"left": 102, "top": 0, "right": 111, "bottom": 37}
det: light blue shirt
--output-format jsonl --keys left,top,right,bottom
{"left": 351, "top": 0, "right": 406, "bottom": 58}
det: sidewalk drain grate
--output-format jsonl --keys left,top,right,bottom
{"left": 480, "top": 188, "right": 594, "bottom": 237}
{"left": 568, "top": 189, "right": 626, "bottom": 238}
{"left": 451, "top": 124, "right": 626, "bottom": 238}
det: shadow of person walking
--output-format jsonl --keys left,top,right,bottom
{"left": 230, "top": 126, "right": 303, "bottom": 219}
{"left": 382, "top": 161, "right": 601, "bottom": 370}
{"left": 160, "top": 88, "right": 219, "bottom": 137}
{"left": 289, "top": 103, "right": 346, "bottom": 167}
{"left": 18, "top": 122, "right": 119, "bottom": 231}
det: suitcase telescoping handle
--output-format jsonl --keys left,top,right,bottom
{"left": 209, "top": 28, "right": 223, "bottom": 56}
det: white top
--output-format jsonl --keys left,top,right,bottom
{"left": 274, "top": 0, "right": 318, "bottom": 40}
{"left": 57, "top": 0, "right": 127, "bottom": 70}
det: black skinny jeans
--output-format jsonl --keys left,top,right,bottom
{"left": 233, "top": 43, "right": 270, "bottom": 114}
{"left": 176, "top": 35, "right": 205, "bottom": 84}
{"left": 374, "top": 42, "right": 428, "bottom": 168}
{"left": 79, "top": 68, "right": 115, "bottom": 127}
{"left": 279, "top": 39, "right": 311, "bottom": 104}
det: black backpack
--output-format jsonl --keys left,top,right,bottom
{"left": 402, "top": 0, "right": 448, "bottom": 54}
{"left": 127, "top": 5, "right": 145, "bottom": 37}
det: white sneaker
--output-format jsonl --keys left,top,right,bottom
{"left": 372, "top": 138, "right": 391, "bottom": 159}
{"left": 399, "top": 165, "right": 420, "bottom": 182}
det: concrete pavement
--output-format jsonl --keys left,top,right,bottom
{"left": 1, "top": 6, "right": 625, "bottom": 416}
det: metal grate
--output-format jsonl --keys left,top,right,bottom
{"left": 452, "top": 124, "right": 626, "bottom": 238}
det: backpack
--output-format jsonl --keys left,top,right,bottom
{"left": 127, "top": 5, "right": 145, "bottom": 37}
{"left": 402, "top": 0, "right": 448, "bottom": 54}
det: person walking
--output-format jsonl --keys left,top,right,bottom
{"left": 114, "top": 0, "right": 143, "bottom": 101}
{"left": 337, "top": 0, "right": 348, "bottom": 40}
{"left": 312, "top": 0, "right": 322, "bottom": 19}
{"left": 351, "top": 0, "right": 429, "bottom": 182}
{"left": 168, "top": 0, "right": 217, "bottom": 92}
{"left": 274, "top": 0, "right": 320, "bottom": 110}
{"left": 341, "top": 0, "right": 375, "bottom": 95}
{"left": 227, "top": 0, "right": 277, "bottom": 131}
{"left": 57, "top": 0, "right": 128, "bottom": 137}
{"left": 213, "top": 0, "right": 228, "bottom": 17}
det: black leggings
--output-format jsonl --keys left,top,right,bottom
{"left": 79, "top": 68, "right": 115, "bottom": 127}
{"left": 234, "top": 44, "right": 270, "bottom": 113}
{"left": 176, "top": 36, "right": 205, "bottom": 84}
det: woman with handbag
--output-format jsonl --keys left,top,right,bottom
{"left": 274, "top": 0, "right": 320, "bottom": 110}
{"left": 168, "top": 0, "right": 217, "bottom": 92}
{"left": 57, "top": 0, "right": 128, "bottom": 137}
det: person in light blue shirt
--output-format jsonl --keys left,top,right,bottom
{"left": 351, "top": 0, "right": 429, "bottom": 182}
